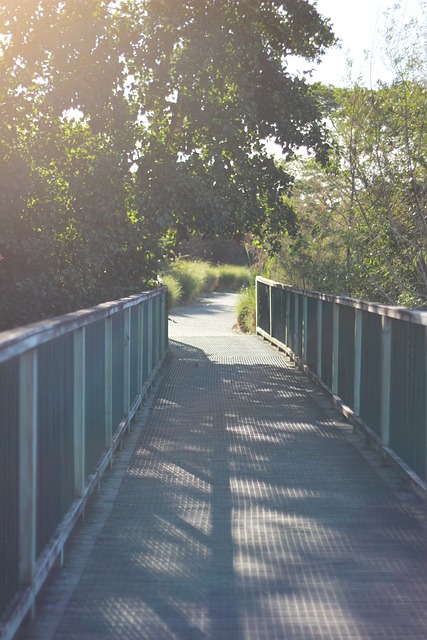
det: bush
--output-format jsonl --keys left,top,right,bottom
{"left": 160, "top": 273, "right": 183, "bottom": 309}
{"left": 162, "top": 259, "right": 252, "bottom": 304}
{"left": 169, "top": 260, "right": 207, "bottom": 302}
{"left": 236, "top": 284, "right": 257, "bottom": 333}
{"left": 213, "top": 264, "right": 252, "bottom": 291}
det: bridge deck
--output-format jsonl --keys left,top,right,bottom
{"left": 19, "top": 293, "right": 427, "bottom": 639}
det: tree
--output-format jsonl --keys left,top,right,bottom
{"left": 275, "top": 0, "right": 427, "bottom": 307}
{"left": 336, "top": 80, "right": 427, "bottom": 306}
{"left": 0, "top": 0, "right": 336, "bottom": 328}
{"left": 0, "top": 1, "right": 159, "bottom": 328}
{"left": 275, "top": 78, "right": 427, "bottom": 305}
{"left": 123, "top": 0, "right": 335, "bottom": 249}
{"left": 270, "top": 156, "right": 351, "bottom": 293}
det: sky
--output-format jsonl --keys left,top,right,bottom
{"left": 293, "top": 0, "right": 425, "bottom": 86}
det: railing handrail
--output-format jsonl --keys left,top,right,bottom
{"left": 0, "top": 287, "right": 166, "bottom": 364}
{"left": 257, "top": 276, "right": 427, "bottom": 325}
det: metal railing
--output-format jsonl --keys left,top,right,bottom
{"left": 0, "top": 287, "right": 168, "bottom": 639}
{"left": 257, "top": 276, "right": 427, "bottom": 493}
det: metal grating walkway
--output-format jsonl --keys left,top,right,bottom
{"left": 18, "top": 293, "right": 427, "bottom": 639}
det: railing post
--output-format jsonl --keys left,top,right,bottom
{"left": 104, "top": 317, "right": 113, "bottom": 448}
{"left": 353, "top": 309, "right": 363, "bottom": 417}
{"left": 164, "top": 289, "right": 169, "bottom": 351}
{"left": 147, "top": 297, "right": 153, "bottom": 376}
{"left": 285, "top": 290, "right": 290, "bottom": 346}
{"left": 294, "top": 293, "right": 299, "bottom": 355}
{"left": 425, "top": 326, "right": 427, "bottom": 494}
{"left": 269, "top": 284, "right": 273, "bottom": 337}
{"left": 137, "top": 303, "right": 143, "bottom": 394}
{"left": 380, "top": 316, "right": 392, "bottom": 447}
{"left": 74, "top": 327, "right": 86, "bottom": 498}
{"left": 332, "top": 302, "right": 340, "bottom": 396}
{"left": 317, "top": 299, "right": 323, "bottom": 378}
{"left": 160, "top": 291, "right": 166, "bottom": 357}
{"left": 255, "top": 280, "right": 259, "bottom": 330}
{"left": 19, "top": 349, "right": 38, "bottom": 588}
{"left": 302, "top": 296, "right": 308, "bottom": 364}
{"left": 123, "top": 307, "right": 131, "bottom": 420}
{"left": 155, "top": 294, "right": 161, "bottom": 366}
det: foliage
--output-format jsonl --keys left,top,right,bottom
{"left": 270, "top": 157, "right": 350, "bottom": 294}
{"left": 124, "top": 0, "right": 336, "bottom": 249}
{"left": 161, "top": 273, "right": 183, "bottom": 310}
{"left": 213, "top": 264, "right": 252, "bottom": 292}
{"left": 340, "top": 80, "right": 427, "bottom": 306}
{"left": 163, "top": 259, "right": 252, "bottom": 304}
{"left": 175, "top": 235, "right": 249, "bottom": 266}
{"left": 0, "top": 1, "right": 335, "bottom": 329}
{"left": 0, "top": 2, "right": 160, "bottom": 329}
{"left": 272, "top": 3, "right": 427, "bottom": 307}
{"left": 236, "top": 284, "right": 257, "bottom": 334}
{"left": 166, "top": 260, "right": 209, "bottom": 303}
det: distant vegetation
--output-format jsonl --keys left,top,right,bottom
{"left": 0, "top": 1, "right": 333, "bottom": 331}
{"left": 161, "top": 259, "right": 252, "bottom": 309}
{"left": 162, "top": 258, "right": 257, "bottom": 334}
{"left": 236, "top": 283, "right": 257, "bottom": 333}
{"left": 269, "top": 6, "right": 427, "bottom": 309}
{"left": 2, "top": 1, "right": 425, "bottom": 332}
{"left": 161, "top": 260, "right": 256, "bottom": 333}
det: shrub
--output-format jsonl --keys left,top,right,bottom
{"left": 160, "top": 273, "right": 183, "bottom": 309}
{"left": 161, "top": 259, "right": 253, "bottom": 305}
{"left": 170, "top": 260, "right": 206, "bottom": 302}
{"left": 236, "top": 284, "right": 257, "bottom": 333}
{"left": 213, "top": 264, "right": 252, "bottom": 291}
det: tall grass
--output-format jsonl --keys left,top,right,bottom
{"left": 236, "top": 283, "right": 257, "bottom": 333}
{"left": 161, "top": 259, "right": 252, "bottom": 307}
{"left": 212, "top": 264, "right": 251, "bottom": 291}
{"left": 160, "top": 273, "right": 183, "bottom": 309}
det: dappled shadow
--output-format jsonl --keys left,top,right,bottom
{"left": 22, "top": 337, "right": 427, "bottom": 639}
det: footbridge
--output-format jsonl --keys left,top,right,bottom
{"left": 2, "top": 280, "right": 427, "bottom": 639}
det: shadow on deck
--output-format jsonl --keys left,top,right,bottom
{"left": 15, "top": 327, "right": 427, "bottom": 640}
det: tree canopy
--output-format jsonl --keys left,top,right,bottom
{"left": 128, "top": 0, "right": 335, "bottom": 246}
{"left": 272, "top": 4, "right": 427, "bottom": 307}
{"left": 0, "top": 0, "right": 335, "bottom": 329}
